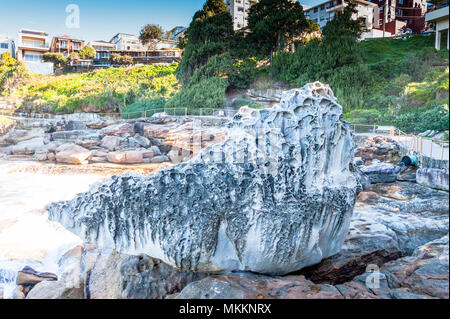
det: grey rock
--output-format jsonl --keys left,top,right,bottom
{"left": 360, "top": 162, "right": 402, "bottom": 183}
{"left": 150, "top": 145, "right": 161, "bottom": 156}
{"left": 12, "top": 137, "right": 45, "bottom": 155}
{"left": 119, "top": 254, "right": 207, "bottom": 299}
{"left": 150, "top": 155, "right": 169, "bottom": 163}
{"left": 47, "top": 82, "right": 359, "bottom": 275}
{"left": 65, "top": 120, "right": 87, "bottom": 131}
{"left": 133, "top": 134, "right": 151, "bottom": 148}
{"left": 416, "top": 168, "right": 449, "bottom": 191}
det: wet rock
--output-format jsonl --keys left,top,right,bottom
{"left": 47, "top": 82, "right": 359, "bottom": 275}
{"left": 55, "top": 144, "right": 91, "bottom": 165}
{"left": 16, "top": 266, "right": 57, "bottom": 286}
{"left": 106, "top": 151, "right": 144, "bottom": 164}
{"left": 119, "top": 255, "right": 207, "bottom": 299}
{"left": 360, "top": 162, "right": 402, "bottom": 183}
{"left": 100, "top": 136, "right": 120, "bottom": 151}
{"left": 416, "top": 168, "right": 449, "bottom": 191}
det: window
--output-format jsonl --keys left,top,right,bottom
{"left": 0, "top": 43, "right": 8, "bottom": 49}
{"left": 60, "top": 40, "right": 68, "bottom": 48}
{"left": 24, "top": 53, "right": 42, "bottom": 62}
{"left": 398, "top": 0, "right": 403, "bottom": 4}
{"left": 314, "top": 8, "right": 318, "bottom": 13}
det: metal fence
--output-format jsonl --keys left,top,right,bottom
{"left": 0, "top": 107, "right": 240, "bottom": 121}
{"left": 351, "top": 124, "right": 449, "bottom": 161}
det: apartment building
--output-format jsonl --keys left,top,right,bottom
{"left": 304, "top": 0, "right": 379, "bottom": 33}
{"left": 110, "top": 33, "right": 144, "bottom": 51}
{"left": 426, "top": 0, "right": 449, "bottom": 50}
{"left": 87, "top": 40, "right": 117, "bottom": 51}
{"left": 370, "top": 0, "right": 428, "bottom": 34}
{"left": 227, "top": 0, "right": 257, "bottom": 30}
{"left": 0, "top": 35, "right": 15, "bottom": 58}
{"left": 17, "top": 29, "right": 50, "bottom": 62}
{"left": 50, "top": 35, "right": 85, "bottom": 57}
{"left": 16, "top": 29, "right": 53, "bottom": 75}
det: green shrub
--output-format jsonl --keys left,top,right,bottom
{"left": 166, "top": 76, "right": 228, "bottom": 110}
{"left": 392, "top": 105, "right": 449, "bottom": 133}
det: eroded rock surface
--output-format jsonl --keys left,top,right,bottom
{"left": 47, "top": 82, "right": 359, "bottom": 275}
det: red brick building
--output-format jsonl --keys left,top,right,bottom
{"left": 369, "top": 0, "right": 428, "bottom": 34}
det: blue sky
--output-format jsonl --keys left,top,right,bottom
{"left": 0, "top": 0, "right": 323, "bottom": 42}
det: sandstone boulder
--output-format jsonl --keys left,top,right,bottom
{"left": 100, "top": 135, "right": 120, "bottom": 151}
{"left": 55, "top": 144, "right": 91, "bottom": 165}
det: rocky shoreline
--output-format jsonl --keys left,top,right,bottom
{"left": 0, "top": 84, "right": 448, "bottom": 300}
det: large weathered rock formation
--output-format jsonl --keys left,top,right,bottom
{"left": 47, "top": 82, "right": 359, "bottom": 275}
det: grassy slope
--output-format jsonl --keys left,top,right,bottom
{"left": 14, "top": 64, "right": 179, "bottom": 113}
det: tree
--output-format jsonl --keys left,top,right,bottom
{"left": 42, "top": 53, "right": 68, "bottom": 70}
{"left": 110, "top": 53, "right": 133, "bottom": 66}
{"left": 176, "top": 0, "right": 234, "bottom": 84}
{"left": 78, "top": 46, "right": 95, "bottom": 59}
{"left": 139, "top": 24, "right": 164, "bottom": 46}
{"left": 247, "top": 0, "right": 309, "bottom": 68}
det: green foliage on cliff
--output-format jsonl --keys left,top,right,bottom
{"left": 12, "top": 64, "right": 179, "bottom": 113}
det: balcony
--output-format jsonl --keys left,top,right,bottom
{"left": 426, "top": 5, "right": 449, "bottom": 22}
{"left": 18, "top": 40, "right": 49, "bottom": 50}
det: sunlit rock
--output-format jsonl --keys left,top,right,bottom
{"left": 47, "top": 82, "right": 359, "bottom": 275}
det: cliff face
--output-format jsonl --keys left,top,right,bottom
{"left": 47, "top": 82, "right": 359, "bottom": 275}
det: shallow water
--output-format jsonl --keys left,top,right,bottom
{"left": 0, "top": 164, "right": 105, "bottom": 298}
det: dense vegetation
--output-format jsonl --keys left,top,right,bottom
{"left": 269, "top": 4, "right": 449, "bottom": 134}
{"left": 2, "top": 62, "right": 179, "bottom": 114}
